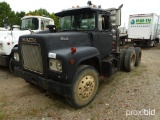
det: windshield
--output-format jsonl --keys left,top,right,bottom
{"left": 21, "top": 18, "right": 39, "bottom": 30}
{"left": 59, "top": 12, "right": 95, "bottom": 31}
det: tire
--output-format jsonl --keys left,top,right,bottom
{"left": 134, "top": 47, "right": 141, "bottom": 66}
{"left": 120, "top": 39, "right": 125, "bottom": 46}
{"left": 9, "top": 58, "right": 14, "bottom": 73}
{"left": 66, "top": 65, "right": 99, "bottom": 108}
{"left": 128, "top": 47, "right": 134, "bottom": 49}
{"left": 124, "top": 49, "right": 136, "bottom": 72}
{"left": 153, "top": 40, "right": 157, "bottom": 47}
{"left": 121, "top": 39, "right": 125, "bottom": 46}
{"left": 147, "top": 41, "right": 150, "bottom": 47}
{"left": 120, "top": 49, "right": 127, "bottom": 70}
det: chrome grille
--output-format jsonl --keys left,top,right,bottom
{"left": 21, "top": 43, "right": 43, "bottom": 74}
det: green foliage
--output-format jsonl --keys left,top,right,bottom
{"left": 0, "top": 2, "right": 59, "bottom": 28}
{"left": 16, "top": 11, "right": 26, "bottom": 25}
{"left": 0, "top": 2, "right": 12, "bottom": 26}
{"left": 49, "top": 13, "right": 59, "bottom": 29}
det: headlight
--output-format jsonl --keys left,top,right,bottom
{"left": 56, "top": 60, "right": 62, "bottom": 71}
{"left": 14, "top": 52, "right": 19, "bottom": 61}
{"left": 49, "top": 59, "right": 62, "bottom": 72}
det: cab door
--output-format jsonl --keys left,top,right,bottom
{"left": 94, "top": 14, "right": 113, "bottom": 58}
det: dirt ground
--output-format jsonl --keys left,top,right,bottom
{"left": 0, "top": 44, "right": 160, "bottom": 120}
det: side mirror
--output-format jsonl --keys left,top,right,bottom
{"left": 110, "top": 9, "right": 121, "bottom": 26}
{"left": 46, "top": 25, "right": 56, "bottom": 33}
{"left": 106, "top": 4, "right": 123, "bottom": 27}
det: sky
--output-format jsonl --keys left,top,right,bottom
{"left": 1, "top": 0, "right": 160, "bottom": 28}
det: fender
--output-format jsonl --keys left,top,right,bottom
{"left": 11, "top": 46, "right": 20, "bottom": 69}
{"left": 48, "top": 46, "right": 101, "bottom": 82}
{"left": 11, "top": 46, "right": 18, "bottom": 53}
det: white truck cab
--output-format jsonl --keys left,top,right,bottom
{"left": 0, "top": 15, "right": 54, "bottom": 71}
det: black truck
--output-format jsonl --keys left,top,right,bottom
{"left": 13, "top": 1, "right": 141, "bottom": 108}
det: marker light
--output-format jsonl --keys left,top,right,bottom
{"left": 70, "top": 59, "right": 75, "bottom": 64}
{"left": 7, "top": 42, "right": 10, "bottom": 45}
{"left": 71, "top": 47, "right": 76, "bottom": 54}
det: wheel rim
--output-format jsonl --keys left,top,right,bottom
{"left": 78, "top": 75, "right": 95, "bottom": 100}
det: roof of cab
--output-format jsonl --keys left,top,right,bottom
{"left": 55, "top": 6, "right": 107, "bottom": 17}
{"left": 21, "top": 16, "right": 53, "bottom": 20}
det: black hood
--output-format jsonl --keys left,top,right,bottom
{"left": 19, "top": 31, "right": 92, "bottom": 52}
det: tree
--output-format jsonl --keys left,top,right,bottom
{"left": 0, "top": 2, "right": 25, "bottom": 27}
{"left": 0, "top": 2, "right": 12, "bottom": 27}
{"left": 26, "top": 9, "right": 59, "bottom": 28}
{"left": 26, "top": 8, "right": 49, "bottom": 16}
{"left": 0, "top": 2, "right": 59, "bottom": 29}
{"left": 49, "top": 13, "right": 59, "bottom": 29}
{"left": 15, "top": 11, "right": 26, "bottom": 25}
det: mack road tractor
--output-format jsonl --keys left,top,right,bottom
{"left": 13, "top": 1, "right": 142, "bottom": 108}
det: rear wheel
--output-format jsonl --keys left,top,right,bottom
{"left": 124, "top": 49, "right": 136, "bottom": 72}
{"left": 120, "top": 49, "right": 127, "bottom": 70}
{"left": 134, "top": 47, "right": 141, "bottom": 66}
{"left": 66, "top": 65, "right": 99, "bottom": 108}
{"left": 153, "top": 40, "right": 157, "bottom": 47}
{"left": 147, "top": 40, "right": 150, "bottom": 47}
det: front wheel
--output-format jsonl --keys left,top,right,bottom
{"left": 66, "top": 65, "right": 99, "bottom": 108}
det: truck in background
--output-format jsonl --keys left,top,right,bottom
{"left": 0, "top": 15, "right": 54, "bottom": 72}
{"left": 113, "top": 26, "right": 128, "bottom": 46}
{"left": 128, "top": 13, "right": 160, "bottom": 47}
{"left": 119, "top": 26, "right": 128, "bottom": 45}
{"left": 0, "top": 25, "right": 20, "bottom": 31}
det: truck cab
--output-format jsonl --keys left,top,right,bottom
{"left": 56, "top": 7, "right": 113, "bottom": 57}
{"left": 13, "top": 2, "right": 141, "bottom": 108}
{"left": 0, "top": 16, "right": 54, "bottom": 72}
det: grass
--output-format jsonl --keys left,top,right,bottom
{"left": 88, "top": 103, "right": 94, "bottom": 109}
{"left": 0, "top": 95, "right": 8, "bottom": 109}
{"left": 90, "top": 116, "right": 96, "bottom": 120}
{"left": 158, "top": 73, "right": 160, "bottom": 77}
{"left": 107, "top": 89, "right": 116, "bottom": 98}
{"left": 12, "top": 107, "right": 44, "bottom": 119}
{"left": 98, "top": 99, "right": 104, "bottom": 104}
{"left": 0, "top": 112, "right": 10, "bottom": 120}
{"left": 131, "top": 65, "right": 147, "bottom": 77}
{"left": 28, "top": 108, "right": 41, "bottom": 116}
{"left": 0, "top": 112, "right": 5, "bottom": 120}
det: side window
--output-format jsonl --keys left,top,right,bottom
{"left": 41, "top": 21, "right": 44, "bottom": 30}
{"left": 98, "top": 14, "right": 110, "bottom": 30}
{"left": 41, "top": 20, "right": 50, "bottom": 30}
{"left": 98, "top": 14, "right": 102, "bottom": 30}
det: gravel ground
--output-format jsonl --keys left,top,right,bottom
{"left": 0, "top": 44, "right": 160, "bottom": 120}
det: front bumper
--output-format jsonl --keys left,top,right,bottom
{"left": 0, "top": 55, "right": 9, "bottom": 66}
{"left": 14, "top": 67, "right": 71, "bottom": 97}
